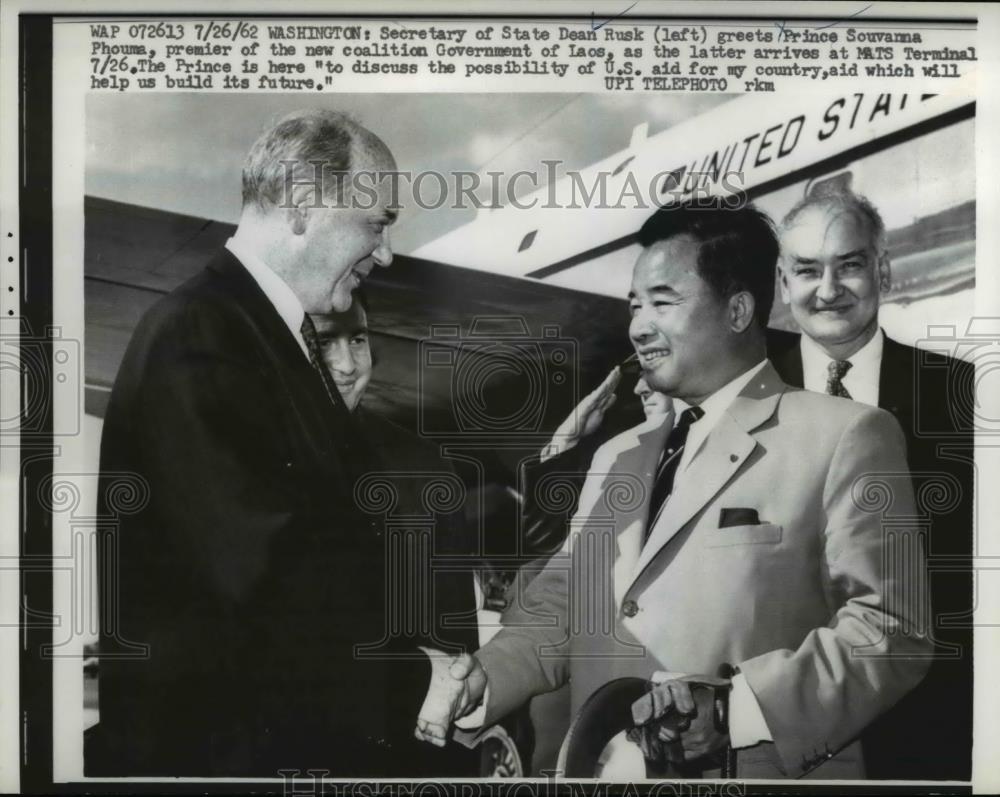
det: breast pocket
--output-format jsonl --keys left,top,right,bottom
{"left": 704, "top": 523, "right": 783, "bottom": 548}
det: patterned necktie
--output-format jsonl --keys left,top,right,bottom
{"left": 826, "top": 359, "right": 853, "bottom": 399}
{"left": 645, "top": 406, "right": 705, "bottom": 542}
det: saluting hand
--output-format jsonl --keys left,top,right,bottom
{"left": 541, "top": 366, "right": 621, "bottom": 462}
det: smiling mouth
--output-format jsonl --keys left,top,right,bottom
{"left": 638, "top": 349, "right": 670, "bottom": 365}
{"left": 813, "top": 305, "right": 852, "bottom": 314}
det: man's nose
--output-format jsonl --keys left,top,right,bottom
{"left": 816, "top": 266, "right": 842, "bottom": 302}
{"left": 629, "top": 313, "right": 653, "bottom": 344}
{"left": 326, "top": 341, "right": 357, "bottom": 375}
{"left": 372, "top": 228, "right": 393, "bottom": 268}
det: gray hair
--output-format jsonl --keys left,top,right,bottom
{"left": 780, "top": 188, "right": 887, "bottom": 252}
{"left": 241, "top": 109, "right": 363, "bottom": 210}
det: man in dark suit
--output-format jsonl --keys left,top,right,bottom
{"left": 769, "top": 190, "right": 974, "bottom": 780}
{"left": 415, "top": 203, "right": 930, "bottom": 779}
{"left": 92, "top": 110, "right": 470, "bottom": 777}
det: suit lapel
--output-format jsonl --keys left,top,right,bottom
{"left": 208, "top": 250, "right": 310, "bottom": 372}
{"left": 609, "top": 412, "right": 673, "bottom": 605}
{"left": 206, "top": 250, "right": 370, "bottom": 479}
{"left": 878, "top": 334, "right": 913, "bottom": 419}
{"left": 625, "top": 363, "right": 785, "bottom": 597}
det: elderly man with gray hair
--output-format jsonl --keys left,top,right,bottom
{"left": 768, "top": 188, "right": 974, "bottom": 780}
{"left": 93, "top": 110, "right": 474, "bottom": 778}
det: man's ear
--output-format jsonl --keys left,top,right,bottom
{"left": 777, "top": 262, "right": 791, "bottom": 304}
{"left": 877, "top": 250, "right": 891, "bottom": 293}
{"left": 729, "top": 291, "right": 755, "bottom": 333}
{"left": 286, "top": 183, "right": 318, "bottom": 236}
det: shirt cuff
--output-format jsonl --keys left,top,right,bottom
{"left": 728, "top": 672, "right": 772, "bottom": 748}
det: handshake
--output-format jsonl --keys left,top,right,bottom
{"left": 412, "top": 644, "right": 731, "bottom": 773}
{"left": 413, "top": 647, "right": 489, "bottom": 746}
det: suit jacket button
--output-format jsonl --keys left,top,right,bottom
{"left": 622, "top": 599, "right": 639, "bottom": 617}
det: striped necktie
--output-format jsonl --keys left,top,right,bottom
{"left": 644, "top": 406, "right": 705, "bottom": 542}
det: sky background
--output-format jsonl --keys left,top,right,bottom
{"left": 85, "top": 92, "right": 729, "bottom": 253}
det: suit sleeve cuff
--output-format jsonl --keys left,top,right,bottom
{"left": 729, "top": 671, "right": 773, "bottom": 748}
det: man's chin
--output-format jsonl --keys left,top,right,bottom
{"left": 642, "top": 369, "right": 676, "bottom": 396}
{"left": 329, "top": 291, "right": 353, "bottom": 313}
{"left": 802, "top": 319, "right": 861, "bottom": 344}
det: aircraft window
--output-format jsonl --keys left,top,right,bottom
{"left": 518, "top": 230, "right": 537, "bottom": 252}
{"left": 612, "top": 156, "right": 636, "bottom": 177}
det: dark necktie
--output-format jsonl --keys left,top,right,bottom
{"left": 826, "top": 359, "right": 853, "bottom": 399}
{"left": 300, "top": 314, "right": 351, "bottom": 413}
{"left": 300, "top": 314, "right": 372, "bottom": 471}
{"left": 644, "top": 406, "right": 704, "bottom": 542}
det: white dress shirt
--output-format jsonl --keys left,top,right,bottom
{"left": 656, "top": 360, "right": 772, "bottom": 749}
{"left": 800, "top": 328, "right": 883, "bottom": 408}
{"left": 670, "top": 359, "right": 768, "bottom": 479}
{"left": 225, "top": 236, "right": 310, "bottom": 361}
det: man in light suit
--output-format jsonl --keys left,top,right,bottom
{"left": 415, "top": 203, "right": 931, "bottom": 779}
{"left": 93, "top": 110, "right": 470, "bottom": 777}
{"left": 769, "top": 190, "right": 974, "bottom": 780}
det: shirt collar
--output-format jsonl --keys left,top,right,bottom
{"left": 799, "top": 327, "right": 883, "bottom": 402}
{"left": 225, "top": 236, "right": 308, "bottom": 359}
{"left": 669, "top": 359, "right": 769, "bottom": 473}
{"left": 672, "top": 359, "right": 769, "bottom": 425}
{"left": 800, "top": 326, "right": 883, "bottom": 369}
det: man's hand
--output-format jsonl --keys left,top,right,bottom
{"left": 629, "top": 673, "right": 729, "bottom": 763}
{"left": 414, "top": 647, "right": 488, "bottom": 747}
{"left": 541, "top": 367, "right": 620, "bottom": 462}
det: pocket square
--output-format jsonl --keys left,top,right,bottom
{"left": 719, "top": 507, "right": 760, "bottom": 528}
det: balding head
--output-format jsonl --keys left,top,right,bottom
{"left": 781, "top": 189, "right": 886, "bottom": 255}
{"left": 233, "top": 109, "right": 399, "bottom": 315}
{"left": 241, "top": 109, "right": 396, "bottom": 212}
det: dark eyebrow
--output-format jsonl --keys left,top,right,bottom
{"left": 647, "top": 284, "right": 681, "bottom": 296}
{"left": 791, "top": 256, "right": 818, "bottom": 265}
{"left": 835, "top": 249, "right": 867, "bottom": 261}
{"left": 380, "top": 208, "right": 399, "bottom": 224}
{"left": 628, "top": 284, "right": 681, "bottom": 300}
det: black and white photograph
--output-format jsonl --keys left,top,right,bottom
{"left": 2, "top": 2, "right": 998, "bottom": 794}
